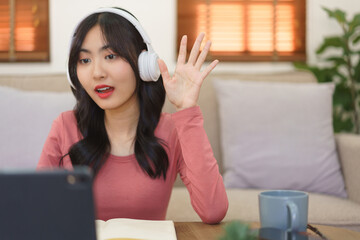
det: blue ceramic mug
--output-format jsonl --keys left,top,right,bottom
{"left": 259, "top": 190, "right": 309, "bottom": 232}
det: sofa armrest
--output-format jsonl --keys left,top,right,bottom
{"left": 335, "top": 133, "right": 360, "bottom": 204}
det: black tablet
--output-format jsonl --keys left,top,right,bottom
{"left": 0, "top": 167, "right": 97, "bottom": 240}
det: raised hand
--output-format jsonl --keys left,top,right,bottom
{"left": 157, "top": 33, "right": 219, "bottom": 111}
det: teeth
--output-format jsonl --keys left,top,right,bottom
{"left": 96, "top": 87, "right": 111, "bottom": 93}
{"left": 98, "top": 87, "right": 110, "bottom": 91}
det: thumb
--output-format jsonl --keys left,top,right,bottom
{"left": 157, "top": 58, "right": 171, "bottom": 82}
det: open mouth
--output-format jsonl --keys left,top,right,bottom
{"left": 94, "top": 85, "right": 115, "bottom": 98}
{"left": 96, "top": 86, "right": 114, "bottom": 93}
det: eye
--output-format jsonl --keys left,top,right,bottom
{"left": 105, "top": 54, "right": 117, "bottom": 60}
{"left": 79, "top": 58, "right": 91, "bottom": 64}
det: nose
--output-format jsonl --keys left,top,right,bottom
{"left": 92, "top": 59, "right": 106, "bottom": 80}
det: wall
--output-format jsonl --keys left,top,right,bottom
{"left": 0, "top": 0, "right": 359, "bottom": 75}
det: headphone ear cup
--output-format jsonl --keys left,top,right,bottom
{"left": 138, "top": 51, "right": 160, "bottom": 82}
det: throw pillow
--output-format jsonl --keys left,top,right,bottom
{"left": 0, "top": 86, "right": 75, "bottom": 169}
{"left": 213, "top": 79, "right": 347, "bottom": 198}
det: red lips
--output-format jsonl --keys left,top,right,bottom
{"left": 94, "top": 85, "right": 115, "bottom": 99}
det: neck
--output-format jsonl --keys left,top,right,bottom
{"left": 104, "top": 101, "right": 140, "bottom": 156}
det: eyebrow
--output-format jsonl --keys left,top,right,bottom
{"left": 79, "top": 45, "right": 111, "bottom": 54}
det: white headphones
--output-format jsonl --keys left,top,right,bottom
{"left": 67, "top": 7, "right": 160, "bottom": 89}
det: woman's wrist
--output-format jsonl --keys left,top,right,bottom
{"left": 175, "top": 104, "right": 196, "bottom": 112}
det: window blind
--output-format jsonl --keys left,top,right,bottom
{"left": 0, "top": 0, "right": 49, "bottom": 62}
{"left": 177, "top": 0, "right": 306, "bottom": 62}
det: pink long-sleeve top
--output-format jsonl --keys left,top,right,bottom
{"left": 37, "top": 106, "right": 228, "bottom": 224}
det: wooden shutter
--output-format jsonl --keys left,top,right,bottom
{"left": 177, "top": 0, "right": 306, "bottom": 62}
{"left": 0, "top": 0, "right": 49, "bottom": 62}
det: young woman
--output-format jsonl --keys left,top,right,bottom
{"left": 37, "top": 7, "right": 228, "bottom": 224}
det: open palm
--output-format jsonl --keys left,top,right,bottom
{"left": 158, "top": 33, "right": 218, "bottom": 111}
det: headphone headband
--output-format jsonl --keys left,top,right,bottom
{"left": 67, "top": 7, "right": 159, "bottom": 89}
{"left": 84, "top": 8, "right": 152, "bottom": 47}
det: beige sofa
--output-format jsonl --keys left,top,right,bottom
{"left": 1, "top": 72, "right": 360, "bottom": 231}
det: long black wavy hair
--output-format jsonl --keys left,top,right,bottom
{"left": 64, "top": 9, "right": 169, "bottom": 179}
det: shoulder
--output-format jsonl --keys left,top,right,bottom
{"left": 55, "top": 110, "right": 76, "bottom": 124}
{"left": 51, "top": 110, "right": 77, "bottom": 134}
{"left": 50, "top": 110, "right": 80, "bottom": 148}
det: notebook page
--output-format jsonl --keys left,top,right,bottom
{"left": 96, "top": 218, "right": 177, "bottom": 240}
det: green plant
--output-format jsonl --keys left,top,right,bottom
{"left": 218, "top": 221, "right": 258, "bottom": 240}
{"left": 294, "top": 7, "right": 360, "bottom": 133}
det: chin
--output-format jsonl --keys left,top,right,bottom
{"left": 92, "top": 101, "right": 113, "bottom": 110}
{"left": 96, "top": 104, "right": 116, "bottom": 111}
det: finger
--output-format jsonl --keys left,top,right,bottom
{"left": 188, "top": 33, "right": 205, "bottom": 65}
{"left": 157, "top": 59, "right": 171, "bottom": 82}
{"left": 195, "top": 40, "right": 211, "bottom": 70}
{"left": 177, "top": 35, "right": 187, "bottom": 65}
{"left": 200, "top": 59, "right": 219, "bottom": 80}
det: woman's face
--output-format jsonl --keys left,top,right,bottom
{"left": 76, "top": 24, "right": 138, "bottom": 113}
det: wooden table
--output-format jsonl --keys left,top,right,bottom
{"left": 174, "top": 222, "right": 360, "bottom": 240}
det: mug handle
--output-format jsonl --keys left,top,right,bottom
{"left": 286, "top": 201, "right": 299, "bottom": 232}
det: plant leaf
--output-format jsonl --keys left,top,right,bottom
{"left": 322, "top": 7, "right": 347, "bottom": 23}
{"left": 334, "top": 71, "right": 348, "bottom": 84}
{"left": 348, "top": 13, "right": 360, "bottom": 35}
{"left": 353, "top": 35, "right": 360, "bottom": 44}
{"left": 325, "top": 57, "right": 347, "bottom": 67}
{"left": 333, "top": 84, "right": 353, "bottom": 111}
{"left": 354, "top": 58, "right": 360, "bottom": 83}
{"left": 316, "top": 36, "right": 346, "bottom": 55}
{"left": 333, "top": 112, "right": 354, "bottom": 133}
{"left": 293, "top": 62, "right": 337, "bottom": 83}
{"left": 314, "top": 67, "right": 338, "bottom": 83}
{"left": 293, "top": 62, "right": 312, "bottom": 71}
{"left": 219, "top": 221, "right": 258, "bottom": 240}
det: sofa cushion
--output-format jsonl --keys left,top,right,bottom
{"left": 0, "top": 86, "right": 75, "bottom": 169}
{"left": 335, "top": 133, "right": 360, "bottom": 204}
{"left": 166, "top": 188, "right": 360, "bottom": 226}
{"left": 213, "top": 79, "right": 347, "bottom": 198}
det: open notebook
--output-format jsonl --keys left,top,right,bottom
{"left": 96, "top": 218, "right": 177, "bottom": 240}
